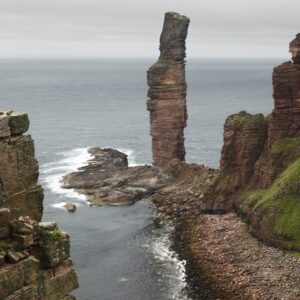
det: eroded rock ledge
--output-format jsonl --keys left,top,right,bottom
{"left": 0, "top": 111, "right": 78, "bottom": 299}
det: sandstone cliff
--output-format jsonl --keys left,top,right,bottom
{"left": 0, "top": 111, "right": 43, "bottom": 221}
{"left": 150, "top": 33, "right": 300, "bottom": 299}
{"left": 199, "top": 35, "right": 300, "bottom": 251}
{"left": 147, "top": 12, "right": 190, "bottom": 167}
{"left": 0, "top": 111, "right": 78, "bottom": 299}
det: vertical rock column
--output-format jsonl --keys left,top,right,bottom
{"left": 147, "top": 12, "right": 190, "bottom": 167}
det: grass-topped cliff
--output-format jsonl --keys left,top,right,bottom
{"left": 238, "top": 157, "right": 300, "bottom": 251}
{"left": 201, "top": 108, "right": 300, "bottom": 251}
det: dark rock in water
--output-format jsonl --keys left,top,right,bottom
{"left": 63, "top": 148, "right": 171, "bottom": 206}
{"left": 147, "top": 12, "right": 190, "bottom": 167}
{"left": 64, "top": 203, "right": 76, "bottom": 213}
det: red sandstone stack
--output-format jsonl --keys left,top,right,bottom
{"left": 147, "top": 12, "right": 190, "bottom": 167}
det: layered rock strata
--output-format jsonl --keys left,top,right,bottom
{"left": 0, "top": 111, "right": 78, "bottom": 299}
{"left": 252, "top": 35, "right": 300, "bottom": 187}
{"left": 63, "top": 148, "right": 170, "bottom": 206}
{"left": 0, "top": 111, "right": 43, "bottom": 221}
{"left": 147, "top": 12, "right": 190, "bottom": 167}
{"left": 198, "top": 35, "right": 300, "bottom": 251}
{"left": 0, "top": 212, "right": 78, "bottom": 300}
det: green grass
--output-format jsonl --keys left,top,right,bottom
{"left": 40, "top": 229, "right": 68, "bottom": 242}
{"left": 239, "top": 158, "right": 300, "bottom": 250}
{"left": 272, "top": 137, "right": 300, "bottom": 155}
{"left": 226, "top": 111, "right": 266, "bottom": 128}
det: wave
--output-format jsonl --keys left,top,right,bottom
{"left": 144, "top": 218, "right": 190, "bottom": 300}
{"left": 116, "top": 147, "right": 143, "bottom": 167}
{"left": 40, "top": 147, "right": 93, "bottom": 209}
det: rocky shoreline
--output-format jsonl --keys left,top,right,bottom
{"left": 150, "top": 160, "right": 300, "bottom": 299}
{"left": 62, "top": 149, "right": 300, "bottom": 299}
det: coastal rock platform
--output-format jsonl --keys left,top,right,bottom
{"left": 63, "top": 148, "right": 171, "bottom": 206}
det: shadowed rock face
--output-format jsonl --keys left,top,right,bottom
{"left": 147, "top": 12, "right": 190, "bottom": 167}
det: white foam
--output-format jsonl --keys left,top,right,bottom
{"left": 41, "top": 147, "right": 139, "bottom": 209}
{"left": 148, "top": 220, "right": 190, "bottom": 300}
{"left": 40, "top": 148, "right": 93, "bottom": 209}
{"left": 117, "top": 148, "right": 143, "bottom": 167}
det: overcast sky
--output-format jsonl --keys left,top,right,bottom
{"left": 0, "top": 0, "right": 299, "bottom": 58}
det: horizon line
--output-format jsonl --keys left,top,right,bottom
{"left": 0, "top": 56, "right": 288, "bottom": 60}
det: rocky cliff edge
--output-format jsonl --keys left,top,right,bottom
{"left": 0, "top": 111, "right": 78, "bottom": 300}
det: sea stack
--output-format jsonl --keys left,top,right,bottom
{"left": 147, "top": 12, "right": 190, "bottom": 167}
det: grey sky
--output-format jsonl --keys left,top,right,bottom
{"left": 0, "top": 0, "right": 299, "bottom": 58}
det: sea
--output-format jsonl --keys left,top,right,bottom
{"left": 0, "top": 58, "right": 277, "bottom": 299}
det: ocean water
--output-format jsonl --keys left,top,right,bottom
{"left": 0, "top": 58, "right": 276, "bottom": 299}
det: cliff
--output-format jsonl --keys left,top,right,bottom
{"left": 0, "top": 111, "right": 43, "bottom": 221}
{"left": 0, "top": 111, "right": 78, "bottom": 299}
{"left": 147, "top": 12, "right": 190, "bottom": 167}
{"left": 199, "top": 35, "right": 300, "bottom": 251}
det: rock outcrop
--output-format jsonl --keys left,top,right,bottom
{"left": 0, "top": 111, "right": 43, "bottom": 221}
{"left": 63, "top": 148, "right": 170, "bottom": 206}
{"left": 0, "top": 111, "right": 78, "bottom": 299}
{"left": 0, "top": 212, "right": 78, "bottom": 300}
{"left": 147, "top": 12, "right": 190, "bottom": 167}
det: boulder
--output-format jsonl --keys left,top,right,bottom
{"left": 64, "top": 203, "right": 76, "bottom": 213}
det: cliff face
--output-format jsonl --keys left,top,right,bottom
{"left": 0, "top": 111, "right": 78, "bottom": 299}
{"left": 252, "top": 38, "right": 300, "bottom": 187}
{"left": 200, "top": 35, "right": 300, "bottom": 251}
{"left": 0, "top": 111, "right": 43, "bottom": 221}
{"left": 147, "top": 12, "right": 190, "bottom": 167}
